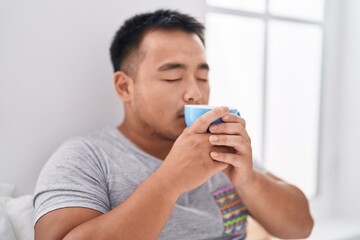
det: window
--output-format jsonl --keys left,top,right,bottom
{"left": 206, "top": 0, "right": 324, "bottom": 197}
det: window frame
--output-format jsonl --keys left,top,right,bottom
{"left": 205, "top": 0, "right": 325, "bottom": 199}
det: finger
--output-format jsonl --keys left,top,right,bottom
{"left": 209, "top": 123, "right": 251, "bottom": 142}
{"left": 209, "top": 135, "right": 251, "bottom": 152}
{"left": 190, "top": 106, "right": 229, "bottom": 133}
{"left": 221, "top": 114, "right": 246, "bottom": 128}
{"left": 212, "top": 160, "right": 229, "bottom": 172}
{"left": 212, "top": 146, "right": 236, "bottom": 154}
{"left": 210, "top": 152, "right": 242, "bottom": 168}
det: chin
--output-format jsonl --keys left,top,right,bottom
{"left": 169, "top": 128, "right": 185, "bottom": 141}
{"left": 156, "top": 120, "right": 186, "bottom": 141}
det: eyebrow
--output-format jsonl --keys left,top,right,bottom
{"left": 198, "top": 63, "right": 210, "bottom": 71}
{"left": 157, "top": 62, "right": 210, "bottom": 72}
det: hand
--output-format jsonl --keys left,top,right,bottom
{"left": 208, "top": 113, "right": 255, "bottom": 188}
{"left": 157, "top": 107, "right": 231, "bottom": 194}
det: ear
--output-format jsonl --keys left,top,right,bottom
{"left": 114, "top": 71, "right": 133, "bottom": 102}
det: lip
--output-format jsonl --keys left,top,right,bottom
{"left": 178, "top": 111, "right": 185, "bottom": 118}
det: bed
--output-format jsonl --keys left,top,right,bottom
{"left": 0, "top": 183, "right": 34, "bottom": 240}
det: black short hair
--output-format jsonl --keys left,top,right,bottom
{"left": 109, "top": 9, "right": 205, "bottom": 73}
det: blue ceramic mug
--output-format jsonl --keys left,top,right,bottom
{"left": 184, "top": 105, "right": 241, "bottom": 127}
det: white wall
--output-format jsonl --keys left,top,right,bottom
{"left": 0, "top": 0, "right": 206, "bottom": 196}
{"left": 309, "top": 0, "right": 343, "bottom": 221}
{"left": 336, "top": 0, "right": 360, "bottom": 219}
{"left": 309, "top": 0, "right": 360, "bottom": 227}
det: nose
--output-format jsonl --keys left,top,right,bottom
{"left": 184, "top": 79, "right": 202, "bottom": 104}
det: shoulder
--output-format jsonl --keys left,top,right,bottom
{"left": 33, "top": 129, "right": 116, "bottom": 222}
{"left": 46, "top": 136, "right": 100, "bottom": 170}
{"left": 47, "top": 127, "right": 121, "bottom": 166}
{"left": 35, "top": 129, "right": 116, "bottom": 189}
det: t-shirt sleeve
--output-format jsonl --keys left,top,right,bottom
{"left": 33, "top": 137, "right": 110, "bottom": 224}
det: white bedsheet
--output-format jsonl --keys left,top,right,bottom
{"left": 0, "top": 183, "right": 34, "bottom": 240}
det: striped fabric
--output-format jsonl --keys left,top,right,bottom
{"left": 212, "top": 185, "right": 248, "bottom": 238}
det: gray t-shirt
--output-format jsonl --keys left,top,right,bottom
{"left": 34, "top": 127, "right": 265, "bottom": 240}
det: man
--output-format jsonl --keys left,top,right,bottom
{"left": 34, "top": 9, "right": 313, "bottom": 240}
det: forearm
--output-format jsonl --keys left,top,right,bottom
{"left": 64, "top": 171, "right": 180, "bottom": 240}
{"left": 234, "top": 171, "right": 313, "bottom": 239}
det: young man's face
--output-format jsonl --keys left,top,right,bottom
{"left": 129, "top": 29, "right": 210, "bottom": 141}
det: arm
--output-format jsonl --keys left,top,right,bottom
{"left": 35, "top": 107, "right": 231, "bottom": 240}
{"left": 35, "top": 172, "right": 179, "bottom": 240}
{"left": 208, "top": 113, "right": 313, "bottom": 239}
{"left": 235, "top": 171, "right": 313, "bottom": 239}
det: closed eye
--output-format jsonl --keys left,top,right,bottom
{"left": 163, "top": 78, "right": 181, "bottom": 82}
{"left": 198, "top": 78, "right": 208, "bottom": 82}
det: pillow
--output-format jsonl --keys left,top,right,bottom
{"left": 0, "top": 206, "right": 16, "bottom": 240}
{"left": 0, "top": 183, "right": 34, "bottom": 240}
{"left": 5, "top": 195, "right": 34, "bottom": 240}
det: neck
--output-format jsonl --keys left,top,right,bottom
{"left": 118, "top": 118, "right": 174, "bottom": 161}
